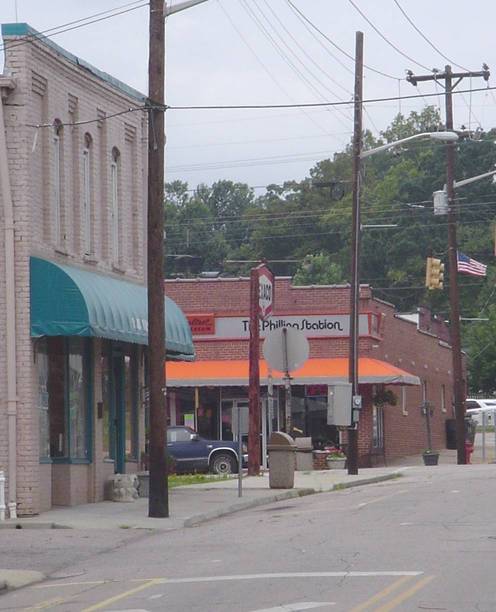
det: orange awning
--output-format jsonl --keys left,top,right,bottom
{"left": 165, "top": 357, "right": 420, "bottom": 387}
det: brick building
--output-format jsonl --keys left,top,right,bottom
{"left": 0, "top": 24, "right": 193, "bottom": 516}
{"left": 165, "top": 277, "right": 457, "bottom": 466}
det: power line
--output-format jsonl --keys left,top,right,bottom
{"left": 392, "top": 0, "right": 469, "bottom": 72}
{"left": 285, "top": 0, "right": 399, "bottom": 80}
{"left": 166, "top": 85, "right": 496, "bottom": 111}
{"left": 0, "top": 1, "right": 148, "bottom": 53}
{"left": 347, "top": 0, "right": 431, "bottom": 72}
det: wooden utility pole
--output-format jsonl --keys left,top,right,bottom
{"left": 347, "top": 31, "right": 364, "bottom": 476}
{"left": 147, "top": 0, "right": 168, "bottom": 517}
{"left": 407, "top": 65, "right": 489, "bottom": 465}
{"left": 248, "top": 267, "right": 261, "bottom": 476}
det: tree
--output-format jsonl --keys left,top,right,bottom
{"left": 293, "top": 253, "right": 345, "bottom": 285}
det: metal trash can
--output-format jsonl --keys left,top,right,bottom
{"left": 268, "top": 432, "right": 296, "bottom": 489}
{"left": 294, "top": 437, "right": 314, "bottom": 471}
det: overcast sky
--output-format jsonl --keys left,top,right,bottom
{"left": 2, "top": 0, "right": 496, "bottom": 191}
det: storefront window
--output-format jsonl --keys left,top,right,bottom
{"left": 125, "top": 352, "right": 138, "bottom": 461}
{"left": 37, "top": 339, "right": 50, "bottom": 459}
{"left": 40, "top": 337, "right": 92, "bottom": 461}
{"left": 372, "top": 404, "right": 384, "bottom": 448}
{"left": 100, "top": 352, "right": 111, "bottom": 459}
{"left": 68, "top": 338, "right": 88, "bottom": 459}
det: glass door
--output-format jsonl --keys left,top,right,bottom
{"left": 220, "top": 399, "right": 249, "bottom": 442}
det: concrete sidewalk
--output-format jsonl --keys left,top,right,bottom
{"left": 0, "top": 467, "right": 402, "bottom": 532}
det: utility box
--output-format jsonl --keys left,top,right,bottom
{"left": 327, "top": 383, "right": 353, "bottom": 427}
{"left": 294, "top": 437, "right": 313, "bottom": 471}
{"left": 268, "top": 431, "right": 296, "bottom": 489}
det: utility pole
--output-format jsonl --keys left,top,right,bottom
{"left": 248, "top": 266, "right": 261, "bottom": 476}
{"left": 407, "top": 64, "right": 490, "bottom": 465}
{"left": 347, "top": 31, "right": 363, "bottom": 476}
{"left": 147, "top": 0, "right": 168, "bottom": 517}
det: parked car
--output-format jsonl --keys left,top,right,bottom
{"left": 466, "top": 398, "right": 496, "bottom": 426}
{"left": 167, "top": 426, "right": 247, "bottom": 475}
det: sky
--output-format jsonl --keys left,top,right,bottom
{"left": 2, "top": 0, "right": 496, "bottom": 192}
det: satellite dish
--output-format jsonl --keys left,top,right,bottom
{"left": 263, "top": 327, "right": 309, "bottom": 373}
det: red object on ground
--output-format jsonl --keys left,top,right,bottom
{"left": 465, "top": 442, "right": 474, "bottom": 464}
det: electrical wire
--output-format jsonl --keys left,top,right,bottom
{"left": 347, "top": 0, "right": 431, "bottom": 71}
{"left": 392, "top": 0, "right": 470, "bottom": 72}
{"left": 285, "top": 0, "right": 399, "bottom": 80}
{"left": 167, "top": 85, "right": 496, "bottom": 111}
{"left": 0, "top": 1, "right": 149, "bottom": 53}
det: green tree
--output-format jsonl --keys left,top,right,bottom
{"left": 293, "top": 253, "right": 345, "bottom": 285}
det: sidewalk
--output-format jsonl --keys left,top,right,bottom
{"left": 0, "top": 467, "right": 402, "bottom": 532}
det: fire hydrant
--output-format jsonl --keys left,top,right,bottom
{"left": 465, "top": 441, "right": 474, "bottom": 464}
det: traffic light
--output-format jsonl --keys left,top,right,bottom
{"left": 425, "top": 257, "right": 445, "bottom": 290}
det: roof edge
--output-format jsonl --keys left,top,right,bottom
{"left": 2, "top": 23, "right": 146, "bottom": 103}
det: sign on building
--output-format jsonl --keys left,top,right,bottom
{"left": 257, "top": 265, "right": 274, "bottom": 320}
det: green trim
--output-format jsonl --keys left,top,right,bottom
{"left": 39, "top": 457, "right": 53, "bottom": 465}
{"left": 2, "top": 23, "right": 146, "bottom": 103}
{"left": 51, "top": 457, "right": 91, "bottom": 465}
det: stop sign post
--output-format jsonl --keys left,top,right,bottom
{"left": 248, "top": 264, "right": 274, "bottom": 476}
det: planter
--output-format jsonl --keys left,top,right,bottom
{"left": 326, "top": 458, "right": 346, "bottom": 469}
{"left": 422, "top": 452, "right": 439, "bottom": 466}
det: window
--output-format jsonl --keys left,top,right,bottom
{"left": 111, "top": 147, "right": 120, "bottom": 264}
{"left": 372, "top": 404, "right": 384, "bottom": 448}
{"left": 100, "top": 352, "right": 111, "bottom": 459}
{"left": 82, "top": 133, "right": 93, "bottom": 255}
{"left": 441, "top": 384, "right": 447, "bottom": 413}
{"left": 167, "top": 427, "right": 193, "bottom": 443}
{"left": 52, "top": 120, "right": 63, "bottom": 245}
{"left": 401, "top": 387, "right": 408, "bottom": 416}
{"left": 41, "top": 337, "right": 92, "bottom": 462}
{"left": 37, "top": 339, "right": 50, "bottom": 459}
{"left": 124, "top": 352, "right": 139, "bottom": 461}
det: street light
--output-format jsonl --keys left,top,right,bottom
{"left": 347, "top": 129, "right": 458, "bottom": 475}
{"left": 361, "top": 131, "right": 459, "bottom": 159}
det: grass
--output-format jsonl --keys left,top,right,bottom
{"left": 168, "top": 474, "right": 233, "bottom": 488}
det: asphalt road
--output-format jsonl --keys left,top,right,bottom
{"left": 2, "top": 464, "right": 496, "bottom": 611}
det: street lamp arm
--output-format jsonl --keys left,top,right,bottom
{"left": 360, "top": 131, "right": 458, "bottom": 159}
{"left": 454, "top": 168, "right": 496, "bottom": 189}
{"left": 165, "top": 0, "right": 209, "bottom": 16}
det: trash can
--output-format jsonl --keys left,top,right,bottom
{"left": 294, "top": 437, "right": 314, "bottom": 471}
{"left": 268, "top": 431, "right": 296, "bottom": 489}
{"left": 445, "top": 418, "right": 457, "bottom": 450}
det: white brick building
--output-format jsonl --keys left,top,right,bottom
{"left": 0, "top": 24, "right": 193, "bottom": 516}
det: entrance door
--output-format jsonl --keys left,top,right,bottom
{"left": 111, "top": 353, "right": 126, "bottom": 474}
{"left": 220, "top": 399, "right": 249, "bottom": 442}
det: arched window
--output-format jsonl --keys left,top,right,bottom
{"left": 82, "top": 133, "right": 93, "bottom": 255}
{"left": 53, "top": 119, "right": 63, "bottom": 245}
{"left": 111, "top": 147, "right": 120, "bottom": 264}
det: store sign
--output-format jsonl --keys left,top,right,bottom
{"left": 187, "top": 314, "right": 215, "bottom": 335}
{"left": 191, "top": 314, "right": 370, "bottom": 339}
{"left": 258, "top": 265, "right": 274, "bottom": 320}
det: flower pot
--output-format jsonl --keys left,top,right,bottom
{"left": 422, "top": 452, "right": 439, "bottom": 466}
{"left": 326, "top": 458, "right": 346, "bottom": 469}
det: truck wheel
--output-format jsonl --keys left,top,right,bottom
{"left": 210, "top": 453, "right": 237, "bottom": 475}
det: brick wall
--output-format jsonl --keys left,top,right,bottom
{"left": 0, "top": 25, "right": 148, "bottom": 514}
{"left": 165, "top": 277, "right": 459, "bottom": 462}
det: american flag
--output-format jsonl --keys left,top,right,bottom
{"left": 457, "top": 251, "right": 487, "bottom": 277}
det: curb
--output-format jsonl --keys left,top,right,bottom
{"left": 183, "top": 472, "right": 402, "bottom": 527}
{"left": 0, "top": 570, "right": 45, "bottom": 591}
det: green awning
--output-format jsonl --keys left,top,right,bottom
{"left": 30, "top": 257, "right": 194, "bottom": 360}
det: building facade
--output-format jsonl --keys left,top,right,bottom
{"left": 165, "top": 277, "right": 457, "bottom": 466}
{"left": 0, "top": 24, "right": 193, "bottom": 516}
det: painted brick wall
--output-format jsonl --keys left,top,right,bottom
{"left": 0, "top": 27, "right": 148, "bottom": 514}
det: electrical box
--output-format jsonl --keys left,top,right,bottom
{"left": 433, "top": 190, "right": 448, "bottom": 216}
{"left": 327, "top": 383, "right": 353, "bottom": 427}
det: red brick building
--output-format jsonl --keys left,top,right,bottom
{"left": 165, "top": 277, "right": 457, "bottom": 466}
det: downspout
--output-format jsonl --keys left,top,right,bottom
{"left": 0, "top": 78, "right": 18, "bottom": 519}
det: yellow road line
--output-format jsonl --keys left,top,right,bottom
{"left": 374, "top": 575, "right": 435, "bottom": 612}
{"left": 25, "top": 597, "right": 65, "bottom": 610}
{"left": 81, "top": 578, "right": 159, "bottom": 612}
{"left": 349, "top": 575, "right": 414, "bottom": 612}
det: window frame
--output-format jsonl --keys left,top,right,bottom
{"left": 82, "top": 134, "right": 93, "bottom": 255}
{"left": 52, "top": 125, "right": 63, "bottom": 246}
{"left": 111, "top": 147, "right": 120, "bottom": 265}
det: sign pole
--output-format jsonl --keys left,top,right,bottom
{"left": 248, "top": 266, "right": 261, "bottom": 476}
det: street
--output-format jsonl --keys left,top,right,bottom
{"left": 1, "top": 465, "right": 495, "bottom": 611}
